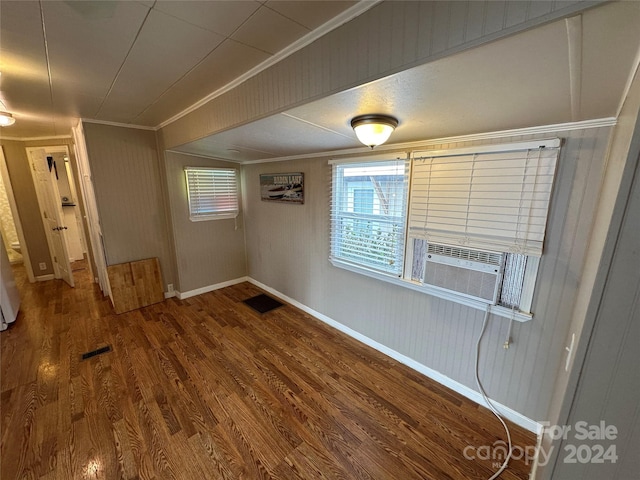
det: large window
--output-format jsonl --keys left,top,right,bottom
{"left": 330, "top": 157, "right": 409, "bottom": 276}
{"left": 329, "top": 140, "right": 560, "bottom": 319}
{"left": 184, "top": 167, "right": 239, "bottom": 221}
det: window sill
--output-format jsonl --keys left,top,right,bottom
{"left": 330, "top": 258, "right": 532, "bottom": 322}
{"left": 189, "top": 213, "right": 239, "bottom": 222}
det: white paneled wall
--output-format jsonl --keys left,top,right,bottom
{"left": 243, "top": 125, "right": 612, "bottom": 421}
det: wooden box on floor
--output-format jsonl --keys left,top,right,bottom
{"left": 107, "top": 257, "right": 164, "bottom": 314}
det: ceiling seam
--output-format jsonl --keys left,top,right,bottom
{"left": 93, "top": 1, "right": 156, "bottom": 119}
{"left": 280, "top": 112, "right": 353, "bottom": 140}
{"left": 131, "top": 37, "right": 269, "bottom": 124}
{"left": 153, "top": 0, "right": 381, "bottom": 131}
{"left": 565, "top": 15, "right": 583, "bottom": 122}
{"left": 132, "top": 3, "right": 271, "bottom": 123}
{"left": 153, "top": 1, "right": 261, "bottom": 38}
{"left": 38, "top": 0, "right": 57, "bottom": 136}
{"left": 261, "top": 4, "right": 313, "bottom": 32}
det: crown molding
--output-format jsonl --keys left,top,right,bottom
{"left": 0, "top": 134, "right": 72, "bottom": 142}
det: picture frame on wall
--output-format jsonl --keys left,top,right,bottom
{"left": 260, "top": 173, "right": 304, "bottom": 204}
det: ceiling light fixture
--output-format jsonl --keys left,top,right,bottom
{"left": 0, "top": 111, "right": 16, "bottom": 127}
{"left": 351, "top": 114, "right": 398, "bottom": 148}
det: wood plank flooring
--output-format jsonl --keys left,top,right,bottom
{"left": 1, "top": 262, "right": 536, "bottom": 479}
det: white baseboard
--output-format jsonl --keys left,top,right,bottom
{"left": 164, "top": 291, "right": 176, "bottom": 299}
{"left": 177, "top": 276, "right": 249, "bottom": 300}
{"left": 36, "top": 274, "right": 55, "bottom": 282}
{"left": 248, "top": 277, "right": 540, "bottom": 434}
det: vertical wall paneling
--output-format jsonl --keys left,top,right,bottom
{"left": 548, "top": 127, "right": 640, "bottom": 480}
{"left": 159, "top": 0, "right": 599, "bottom": 150}
{"left": 82, "top": 123, "right": 174, "bottom": 289}
{"left": 533, "top": 68, "right": 640, "bottom": 477}
{"left": 164, "top": 151, "right": 247, "bottom": 293}
{"left": 243, "top": 125, "right": 613, "bottom": 421}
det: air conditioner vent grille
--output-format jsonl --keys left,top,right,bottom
{"left": 427, "top": 243, "right": 502, "bottom": 266}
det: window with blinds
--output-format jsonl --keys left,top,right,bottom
{"left": 328, "top": 140, "right": 559, "bottom": 318}
{"left": 330, "top": 157, "right": 409, "bottom": 276}
{"left": 408, "top": 139, "right": 560, "bottom": 256}
{"left": 184, "top": 167, "right": 239, "bottom": 221}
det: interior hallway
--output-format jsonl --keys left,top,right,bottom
{"left": 1, "top": 263, "right": 536, "bottom": 479}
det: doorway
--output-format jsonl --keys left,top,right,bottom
{"left": 26, "top": 146, "right": 88, "bottom": 288}
{"left": 0, "top": 163, "right": 22, "bottom": 265}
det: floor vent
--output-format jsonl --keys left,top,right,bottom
{"left": 81, "top": 345, "right": 112, "bottom": 360}
{"left": 243, "top": 294, "right": 284, "bottom": 314}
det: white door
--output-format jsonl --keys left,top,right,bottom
{"left": 29, "top": 149, "right": 74, "bottom": 287}
{"left": 72, "top": 122, "right": 110, "bottom": 297}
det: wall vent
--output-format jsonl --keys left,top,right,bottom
{"left": 424, "top": 243, "right": 503, "bottom": 303}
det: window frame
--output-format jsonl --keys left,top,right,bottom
{"left": 328, "top": 140, "right": 560, "bottom": 322}
{"left": 184, "top": 167, "right": 239, "bottom": 222}
{"left": 329, "top": 155, "right": 410, "bottom": 277}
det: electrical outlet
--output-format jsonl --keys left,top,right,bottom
{"left": 39, "top": 262, "right": 47, "bottom": 271}
{"left": 167, "top": 283, "right": 174, "bottom": 293}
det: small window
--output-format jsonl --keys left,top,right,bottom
{"left": 184, "top": 167, "right": 239, "bottom": 221}
{"left": 330, "top": 157, "right": 409, "bottom": 276}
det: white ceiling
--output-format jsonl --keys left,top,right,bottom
{"left": 0, "top": 0, "right": 360, "bottom": 137}
{"left": 1, "top": 1, "right": 639, "bottom": 164}
{"left": 174, "top": 0, "right": 640, "bottom": 162}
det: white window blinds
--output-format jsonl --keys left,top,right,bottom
{"left": 408, "top": 140, "right": 560, "bottom": 256}
{"left": 330, "top": 158, "right": 409, "bottom": 276}
{"left": 184, "top": 167, "right": 239, "bottom": 221}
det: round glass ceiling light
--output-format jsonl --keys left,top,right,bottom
{"left": 0, "top": 112, "right": 15, "bottom": 127}
{"left": 350, "top": 114, "right": 398, "bottom": 148}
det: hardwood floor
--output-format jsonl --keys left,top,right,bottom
{"left": 1, "top": 263, "right": 536, "bottom": 479}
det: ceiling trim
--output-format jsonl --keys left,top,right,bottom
{"left": 1, "top": 134, "right": 72, "bottom": 142}
{"left": 240, "top": 117, "right": 618, "bottom": 165}
{"left": 155, "top": 0, "right": 382, "bottom": 131}
{"left": 82, "top": 118, "right": 157, "bottom": 131}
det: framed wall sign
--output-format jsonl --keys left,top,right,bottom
{"left": 260, "top": 173, "right": 304, "bottom": 204}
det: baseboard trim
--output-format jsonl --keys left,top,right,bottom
{"left": 177, "top": 276, "right": 249, "bottom": 300}
{"left": 36, "top": 274, "right": 55, "bottom": 282}
{"left": 248, "top": 277, "right": 540, "bottom": 434}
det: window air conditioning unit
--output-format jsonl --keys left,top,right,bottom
{"left": 423, "top": 243, "right": 504, "bottom": 303}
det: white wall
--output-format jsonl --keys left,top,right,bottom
{"left": 548, "top": 118, "right": 640, "bottom": 480}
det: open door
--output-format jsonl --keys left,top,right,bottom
{"left": 72, "top": 122, "right": 111, "bottom": 297}
{"left": 28, "top": 148, "right": 74, "bottom": 287}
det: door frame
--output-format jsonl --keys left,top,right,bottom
{"left": 26, "top": 145, "right": 75, "bottom": 285}
{"left": 72, "top": 122, "right": 111, "bottom": 297}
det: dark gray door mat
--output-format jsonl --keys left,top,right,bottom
{"left": 243, "top": 294, "right": 284, "bottom": 313}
